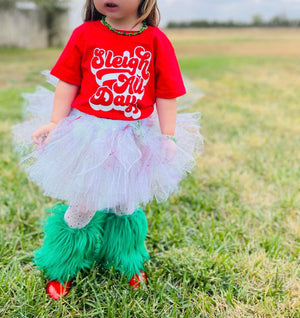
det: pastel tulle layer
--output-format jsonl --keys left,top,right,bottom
{"left": 12, "top": 73, "right": 203, "bottom": 214}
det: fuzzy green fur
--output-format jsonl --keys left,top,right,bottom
{"left": 34, "top": 205, "right": 150, "bottom": 283}
{"left": 34, "top": 204, "right": 106, "bottom": 283}
{"left": 98, "top": 207, "right": 150, "bottom": 280}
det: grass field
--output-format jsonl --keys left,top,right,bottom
{"left": 0, "top": 28, "right": 299, "bottom": 317}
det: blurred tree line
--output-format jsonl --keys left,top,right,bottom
{"left": 0, "top": 0, "right": 69, "bottom": 46}
{"left": 167, "top": 14, "right": 300, "bottom": 28}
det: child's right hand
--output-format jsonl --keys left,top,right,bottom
{"left": 32, "top": 122, "right": 57, "bottom": 146}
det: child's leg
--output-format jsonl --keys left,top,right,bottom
{"left": 64, "top": 204, "right": 97, "bottom": 229}
{"left": 98, "top": 207, "right": 150, "bottom": 282}
{"left": 34, "top": 204, "right": 106, "bottom": 284}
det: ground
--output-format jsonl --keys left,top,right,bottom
{"left": 0, "top": 28, "right": 299, "bottom": 317}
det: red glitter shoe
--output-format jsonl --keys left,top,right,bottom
{"left": 128, "top": 271, "right": 148, "bottom": 290}
{"left": 46, "top": 280, "right": 72, "bottom": 300}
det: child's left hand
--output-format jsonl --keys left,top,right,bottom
{"left": 161, "top": 136, "right": 177, "bottom": 162}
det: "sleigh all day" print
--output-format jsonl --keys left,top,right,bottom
{"left": 89, "top": 46, "right": 152, "bottom": 119}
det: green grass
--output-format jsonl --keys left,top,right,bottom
{"left": 0, "top": 29, "right": 300, "bottom": 317}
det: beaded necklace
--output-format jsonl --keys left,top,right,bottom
{"left": 101, "top": 16, "right": 147, "bottom": 36}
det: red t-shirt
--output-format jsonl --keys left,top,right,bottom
{"left": 50, "top": 21, "right": 186, "bottom": 120}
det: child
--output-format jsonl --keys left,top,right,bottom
{"left": 12, "top": 0, "right": 203, "bottom": 300}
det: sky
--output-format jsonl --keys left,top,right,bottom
{"left": 157, "top": 0, "right": 300, "bottom": 25}
{"left": 70, "top": 0, "right": 300, "bottom": 27}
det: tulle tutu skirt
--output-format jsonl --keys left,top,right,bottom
{"left": 12, "top": 73, "right": 203, "bottom": 214}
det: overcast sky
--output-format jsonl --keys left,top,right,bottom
{"left": 158, "top": 0, "right": 300, "bottom": 25}
{"left": 70, "top": 0, "right": 300, "bottom": 27}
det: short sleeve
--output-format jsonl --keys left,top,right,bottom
{"left": 50, "top": 25, "right": 85, "bottom": 86}
{"left": 154, "top": 30, "right": 186, "bottom": 99}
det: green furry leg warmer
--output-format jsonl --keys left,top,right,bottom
{"left": 98, "top": 207, "right": 150, "bottom": 280}
{"left": 34, "top": 204, "right": 106, "bottom": 283}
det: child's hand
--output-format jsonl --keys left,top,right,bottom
{"left": 32, "top": 122, "right": 57, "bottom": 146}
{"left": 161, "top": 135, "right": 177, "bottom": 162}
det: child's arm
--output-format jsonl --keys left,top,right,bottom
{"left": 156, "top": 97, "right": 177, "bottom": 161}
{"left": 32, "top": 80, "right": 79, "bottom": 145}
{"left": 156, "top": 97, "right": 177, "bottom": 136}
{"left": 50, "top": 80, "right": 79, "bottom": 124}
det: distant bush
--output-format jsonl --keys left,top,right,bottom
{"left": 0, "top": 0, "right": 17, "bottom": 9}
{"left": 167, "top": 14, "right": 300, "bottom": 28}
{"left": 33, "top": 0, "right": 69, "bottom": 46}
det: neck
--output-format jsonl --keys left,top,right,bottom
{"left": 105, "top": 16, "right": 142, "bottom": 31}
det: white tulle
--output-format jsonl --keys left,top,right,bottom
{"left": 12, "top": 72, "right": 203, "bottom": 215}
